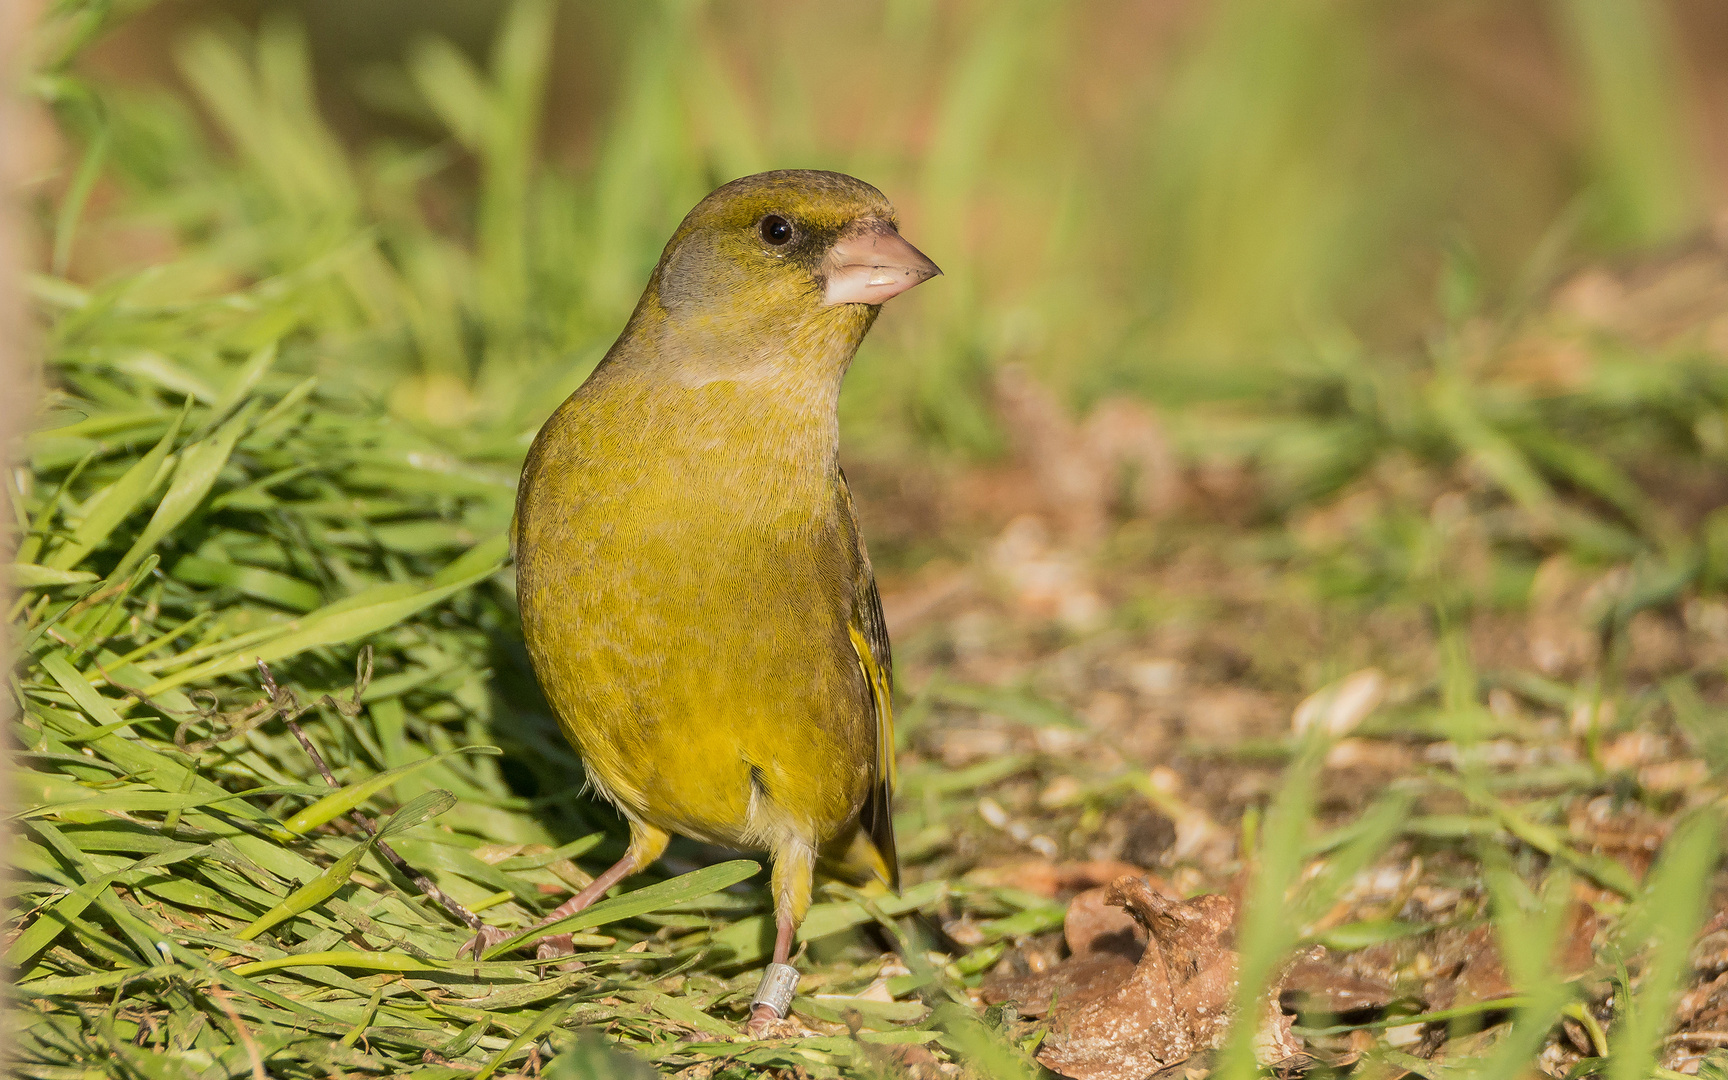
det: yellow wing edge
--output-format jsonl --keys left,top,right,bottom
{"left": 848, "top": 623, "right": 899, "bottom": 889}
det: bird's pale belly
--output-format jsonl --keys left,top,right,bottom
{"left": 518, "top": 515, "right": 873, "bottom": 852}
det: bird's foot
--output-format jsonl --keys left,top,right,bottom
{"left": 458, "top": 925, "right": 516, "bottom": 960}
{"left": 535, "top": 934, "right": 586, "bottom": 971}
{"left": 744, "top": 1008, "right": 808, "bottom": 1040}
{"left": 746, "top": 1004, "right": 782, "bottom": 1040}
{"left": 535, "top": 933, "right": 574, "bottom": 958}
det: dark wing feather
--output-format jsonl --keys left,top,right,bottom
{"left": 838, "top": 468, "right": 899, "bottom": 891}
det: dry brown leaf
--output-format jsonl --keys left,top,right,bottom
{"left": 1038, "top": 879, "right": 1238, "bottom": 1079}
{"left": 1279, "top": 948, "right": 1399, "bottom": 1016}
{"left": 1065, "top": 884, "right": 1153, "bottom": 960}
{"left": 986, "top": 877, "right": 1241, "bottom": 1080}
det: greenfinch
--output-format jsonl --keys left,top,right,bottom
{"left": 497, "top": 170, "right": 938, "bottom": 1030}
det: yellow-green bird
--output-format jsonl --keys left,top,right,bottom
{"left": 499, "top": 170, "right": 938, "bottom": 1030}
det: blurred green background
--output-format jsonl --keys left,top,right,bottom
{"left": 37, "top": 0, "right": 1724, "bottom": 457}
{"left": 23, "top": 0, "right": 1728, "bottom": 599}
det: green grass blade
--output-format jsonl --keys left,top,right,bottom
{"left": 142, "top": 532, "right": 506, "bottom": 694}
{"left": 281, "top": 747, "right": 500, "bottom": 835}
{"left": 237, "top": 791, "right": 454, "bottom": 941}
{"left": 1213, "top": 733, "right": 1325, "bottom": 1080}
{"left": 706, "top": 878, "right": 948, "bottom": 969}
{"left": 114, "top": 399, "right": 260, "bottom": 575}
{"left": 1607, "top": 809, "right": 1721, "bottom": 1080}
{"left": 484, "top": 859, "right": 761, "bottom": 959}
{"left": 43, "top": 403, "right": 185, "bottom": 571}
{"left": 9, "top": 563, "right": 99, "bottom": 588}
{"left": 474, "top": 999, "right": 572, "bottom": 1080}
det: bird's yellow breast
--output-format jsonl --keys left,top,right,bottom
{"left": 515, "top": 370, "right": 874, "bottom": 851}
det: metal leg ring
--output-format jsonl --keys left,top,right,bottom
{"left": 750, "top": 962, "right": 800, "bottom": 1019}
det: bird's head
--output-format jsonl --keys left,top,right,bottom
{"left": 638, "top": 170, "right": 940, "bottom": 364}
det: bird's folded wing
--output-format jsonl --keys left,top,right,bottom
{"left": 840, "top": 470, "right": 900, "bottom": 890}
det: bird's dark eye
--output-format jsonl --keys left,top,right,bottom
{"left": 758, "top": 214, "right": 794, "bottom": 246}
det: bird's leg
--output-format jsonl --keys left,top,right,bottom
{"left": 747, "top": 915, "right": 799, "bottom": 1036}
{"left": 542, "top": 854, "right": 638, "bottom": 922}
{"left": 459, "top": 823, "right": 670, "bottom": 961}
{"left": 748, "top": 838, "right": 814, "bottom": 1037}
{"left": 458, "top": 852, "right": 637, "bottom": 960}
{"left": 529, "top": 852, "right": 639, "bottom": 959}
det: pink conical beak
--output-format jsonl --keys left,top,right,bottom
{"left": 821, "top": 220, "right": 941, "bottom": 306}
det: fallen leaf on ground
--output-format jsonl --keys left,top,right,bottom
{"left": 1426, "top": 897, "right": 1601, "bottom": 1011}
{"left": 1065, "top": 883, "right": 1153, "bottom": 960}
{"left": 1279, "top": 947, "right": 1399, "bottom": 1017}
{"left": 987, "top": 876, "right": 1241, "bottom": 1079}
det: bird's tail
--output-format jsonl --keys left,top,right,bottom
{"left": 817, "top": 821, "right": 898, "bottom": 892}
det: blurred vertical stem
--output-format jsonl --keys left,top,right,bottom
{"left": 46, "top": 95, "right": 106, "bottom": 277}
{"left": 683, "top": 33, "right": 763, "bottom": 182}
{"left": 1138, "top": 0, "right": 1368, "bottom": 360}
{"left": 478, "top": 0, "right": 553, "bottom": 363}
{"left": 1553, "top": 0, "right": 1700, "bottom": 248}
{"left": 1474, "top": 864, "right": 1578, "bottom": 1080}
{"left": 587, "top": 0, "right": 705, "bottom": 317}
{"left": 408, "top": 0, "right": 554, "bottom": 370}
{"left": 1604, "top": 810, "right": 1720, "bottom": 1080}
{"left": 912, "top": 0, "right": 1035, "bottom": 455}
{"left": 1212, "top": 732, "right": 1325, "bottom": 1080}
